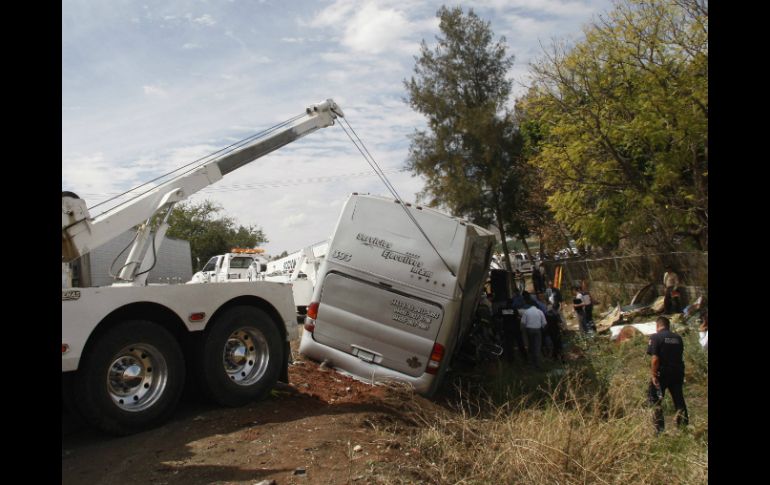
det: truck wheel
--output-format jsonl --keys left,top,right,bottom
{"left": 73, "top": 320, "right": 185, "bottom": 435}
{"left": 200, "top": 306, "right": 283, "bottom": 407}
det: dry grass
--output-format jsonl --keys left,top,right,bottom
{"left": 374, "top": 332, "right": 708, "bottom": 485}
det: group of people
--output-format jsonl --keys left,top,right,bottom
{"left": 481, "top": 262, "right": 703, "bottom": 435}
{"left": 484, "top": 270, "right": 566, "bottom": 371}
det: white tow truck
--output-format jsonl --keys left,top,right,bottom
{"left": 61, "top": 99, "right": 344, "bottom": 435}
{"left": 258, "top": 240, "right": 329, "bottom": 317}
{"left": 188, "top": 248, "right": 269, "bottom": 284}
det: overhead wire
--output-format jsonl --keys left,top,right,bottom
{"left": 89, "top": 112, "right": 307, "bottom": 217}
{"left": 78, "top": 168, "right": 407, "bottom": 199}
{"left": 200, "top": 168, "right": 406, "bottom": 193}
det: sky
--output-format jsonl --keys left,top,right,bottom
{"left": 62, "top": 0, "right": 612, "bottom": 258}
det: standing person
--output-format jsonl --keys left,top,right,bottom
{"left": 573, "top": 286, "right": 589, "bottom": 334}
{"left": 547, "top": 280, "right": 563, "bottom": 308}
{"left": 647, "top": 316, "right": 689, "bottom": 434}
{"left": 521, "top": 292, "right": 546, "bottom": 370}
{"left": 540, "top": 263, "right": 548, "bottom": 289}
{"left": 546, "top": 279, "right": 565, "bottom": 324}
{"left": 532, "top": 263, "right": 546, "bottom": 294}
{"left": 544, "top": 303, "right": 564, "bottom": 362}
{"left": 515, "top": 270, "right": 526, "bottom": 293}
{"left": 507, "top": 288, "right": 528, "bottom": 362}
{"left": 501, "top": 302, "right": 527, "bottom": 363}
{"left": 531, "top": 290, "right": 548, "bottom": 314}
{"left": 663, "top": 266, "right": 681, "bottom": 313}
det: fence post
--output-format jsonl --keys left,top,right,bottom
{"left": 584, "top": 260, "right": 592, "bottom": 288}
{"left": 614, "top": 257, "right": 624, "bottom": 305}
{"left": 563, "top": 260, "right": 574, "bottom": 293}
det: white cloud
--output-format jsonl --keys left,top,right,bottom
{"left": 182, "top": 42, "right": 201, "bottom": 49}
{"left": 62, "top": 152, "right": 151, "bottom": 209}
{"left": 506, "top": 14, "right": 557, "bottom": 38}
{"left": 471, "top": 0, "right": 596, "bottom": 18}
{"left": 281, "top": 213, "right": 308, "bottom": 229}
{"left": 251, "top": 55, "right": 271, "bottom": 64}
{"left": 142, "top": 85, "right": 168, "bottom": 97}
{"left": 342, "top": 4, "right": 411, "bottom": 54}
{"left": 310, "top": 0, "right": 434, "bottom": 55}
{"left": 192, "top": 14, "right": 216, "bottom": 26}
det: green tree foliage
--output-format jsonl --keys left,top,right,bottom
{"left": 165, "top": 200, "right": 268, "bottom": 270}
{"left": 519, "top": 0, "right": 708, "bottom": 252}
{"left": 404, "top": 6, "right": 528, "bottom": 269}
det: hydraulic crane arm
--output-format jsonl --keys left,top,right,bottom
{"left": 62, "top": 99, "right": 344, "bottom": 284}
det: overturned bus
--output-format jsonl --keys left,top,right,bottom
{"left": 299, "top": 193, "right": 495, "bottom": 396}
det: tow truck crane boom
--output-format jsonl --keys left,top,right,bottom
{"left": 62, "top": 99, "right": 343, "bottom": 285}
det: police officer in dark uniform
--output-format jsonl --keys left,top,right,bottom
{"left": 647, "top": 316, "right": 689, "bottom": 433}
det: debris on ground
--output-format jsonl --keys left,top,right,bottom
{"left": 599, "top": 281, "right": 701, "bottom": 341}
{"left": 610, "top": 322, "right": 658, "bottom": 342}
{"left": 595, "top": 305, "right": 623, "bottom": 333}
{"left": 616, "top": 325, "right": 642, "bottom": 343}
{"left": 629, "top": 283, "right": 657, "bottom": 306}
{"left": 670, "top": 313, "right": 685, "bottom": 325}
{"left": 683, "top": 296, "right": 704, "bottom": 316}
{"left": 650, "top": 296, "right": 665, "bottom": 313}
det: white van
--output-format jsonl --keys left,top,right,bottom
{"left": 513, "top": 252, "right": 533, "bottom": 273}
{"left": 299, "top": 194, "right": 495, "bottom": 396}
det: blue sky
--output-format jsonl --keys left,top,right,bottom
{"left": 62, "top": 0, "right": 611, "bottom": 256}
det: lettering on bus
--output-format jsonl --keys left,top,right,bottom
{"left": 331, "top": 250, "right": 352, "bottom": 262}
{"left": 381, "top": 249, "right": 434, "bottom": 278}
{"left": 356, "top": 233, "right": 392, "bottom": 249}
{"left": 355, "top": 232, "right": 435, "bottom": 278}
{"left": 390, "top": 298, "right": 439, "bottom": 331}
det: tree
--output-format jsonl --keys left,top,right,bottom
{"left": 165, "top": 200, "right": 268, "bottom": 270}
{"left": 519, "top": 0, "right": 707, "bottom": 252}
{"left": 404, "top": 6, "right": 527, "bottom": 270}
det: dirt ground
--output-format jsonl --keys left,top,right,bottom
{"left": 62, "top": 336, "right": 429, "bottom": 485}
{"left": 62, "top": 289, "right": 586, "bottom": 485}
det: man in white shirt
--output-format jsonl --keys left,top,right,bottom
{"left": 573, "top": 287, "right": 590, "bottom": 334}
{"left": 521, "top": 291, "right": 547, "bottom": 370}
{"left": 663, "top": 266, "right": 681, "bottom": 313}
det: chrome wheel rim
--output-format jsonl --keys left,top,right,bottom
{"left": 107, "top": 344, "right": 168, "bottom": 412}
{"left": 223, "top": 327, "right": 269, "bottom": 386}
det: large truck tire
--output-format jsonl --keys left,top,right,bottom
{"left": 72, "top": 320, "right": 185, "bottom": 435}
{"left": 199, "top": 306, "right": 283, "bottom": 407}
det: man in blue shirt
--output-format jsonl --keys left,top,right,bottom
{"left": 518, "top": 290, "right": 546, "bottom": 313}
